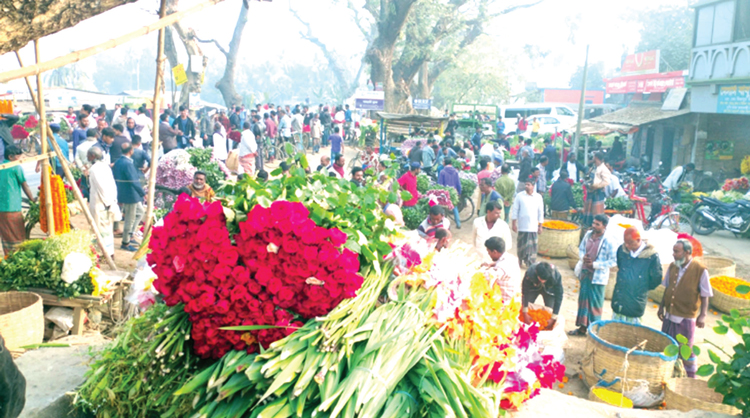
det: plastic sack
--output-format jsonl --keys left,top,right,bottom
{"left": 622, "top": 379, "right": 665, "bottom": 408}
{"left": 603, "top": 214, "right": 644, "bottom": 251}
{"left": 642, "top": 228, "right": 678, "bottom": 265}
{"left": 60, "top": 252, "right": 93, "bottom": 284}
{"left": 44, "top": 307, "right": 74, "bottom": 332}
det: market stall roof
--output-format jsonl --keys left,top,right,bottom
{"left": 590, "top": 103, "right": 690, "bottom": 127}
{"left": 573, "top": 120, "right": 633, "bottom": 136}
{"left": 376, "top": 112, "right": 449, "bottom": 125}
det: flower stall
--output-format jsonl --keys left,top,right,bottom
{"left": 0, "top": 230, "right": 126, "bottom": 335}
{"left": 74, "top": 166, "right": 565, "bottom": 417}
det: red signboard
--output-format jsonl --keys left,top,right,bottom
{"left": 621, "top": 50, "right": 660, "bottom": 76}
{"left": 543, "top": 89, "right": 604, "bottom": 104}
{"left": 606, "top": 75, "right": 684, "bottom": 94}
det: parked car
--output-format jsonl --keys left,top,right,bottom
{"left": 525, "top": 114, "right": 565, "bottom": 136}
{"left": 498, "top": 104, "right": 577, "bottom": 134}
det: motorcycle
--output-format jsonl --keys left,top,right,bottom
{"left": 690, "top": 196, "right": 750, "bottom": 236}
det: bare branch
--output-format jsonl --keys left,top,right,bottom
{"left": 193, "top": 34, "right": 229, "bottom": 57}
{"left": 491, "top": 0, "right": 544, "bottom": 18}
{"left": 347, "top": 0, "right": 373, "bottom": 40}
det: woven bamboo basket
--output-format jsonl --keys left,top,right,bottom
{"left": 710, "top": 282, "right": 750, "bottom": 314}
{"left": 695, "top": 256, "right": 736, "bottom": 278}
{"left": 605, "top": 268, "right": 618, "bottom": 300}
{"left": 665, "top": 378, "right": 740, "bottom": 415}
{"left": 567, "top": 245, "right": 579, "bottom": 269}
{"left": 588, "top": 387, "right": 634, "bottom": 409}
{"left": 538, "top": 222, "right": 581, "bottom": 258}
{"left": 0, "top": 292, "right": 44, "bottom": 349}
{"left": 647, "top": 264, "right": 673, "bottom": 303}
{"left": 582, "top": 321, "right": 678, "bottom": 395}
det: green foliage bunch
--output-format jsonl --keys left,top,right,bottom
{"left": 0, "top": 230, "right": 96, "bottom": 298}
{"left": 76, "top": 303, "right": 201, "bottom": 418}
{"left": 187, "top": 147, "right": 224, "bottom": 191}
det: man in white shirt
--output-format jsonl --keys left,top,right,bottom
{"left": 472, "top": 200, "right": 513, "bottom": 261}
{"left": 663, "top": 163, "right": 695, "bottom": 193}
{"left": 604, "top": 162, "right": 627, "bottom": 198}
{"left": 75, "top": 129, "right": 98, "bottom": 169}
{"left": 87, "top": 146, "right": 121, "bottom": 257}
{"left": 278, "top": 109, "right": 292, "bottom": 142}
{"left": 238, "top": 122, "right": 258, "bottom": 175}
{"left": 479, "top": 142, "right": 494, "bottom": 159}
{"left": 134, "top": 106, "right": 153, "bottom": 155}
{"left": 482, "top": 236, "right": 522, "bottom": 303}
{"left": 511, "top": 175, "right": 545, "bottom": 268}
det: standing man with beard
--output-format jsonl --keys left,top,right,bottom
{"left": 658, "top": 239, "right": 712, "bottom": 378}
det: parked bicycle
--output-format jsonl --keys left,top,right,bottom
{"left": 449, "top": 194, "right": 475, "bottom": 224}
{"left": 624, "top": 178, "right": 681, "bottom": 232}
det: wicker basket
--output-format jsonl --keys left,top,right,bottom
{"left": 647, "top": 264, "right": 673, "bottom": 303}
{"left": 566, "top": 245, "right": 579, "bottom": 269}
{"left": 588, "top": 387, "right": 634, "bottom": 409}
{"left": 665, "top": 378, "right": 740, "bottom": 415}
{"left": 582, "top": 320, "right": 678, "bottom": 395}
{"left": 0, "top": 292, "right": 44, "bottom": 349}
{"left": 695, "top": 256, "right": 736, "bottom": 278}
{"left": 605, "top": 268, "right": 618, "bottom": 300}
{"left": 538, "top": 222, "right": 581, "bottom": 258}
{"left": 711, "top": 284, "right": 750, "bottom": 314}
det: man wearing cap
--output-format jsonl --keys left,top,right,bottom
{"left": 398, "top": 162, "right": 421, "bottom": 208}
{"left": 658, "top": 239, "right": 712, "bottom": 378}
{"left": 611, "top": 227, "right": 663, "bottom": 324}
{"left": 511, "top": 175, "right": 544, "bottom": 268}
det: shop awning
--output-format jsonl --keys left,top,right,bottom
{"left": 590, "top": 104, "right": 690, "bottom": 126}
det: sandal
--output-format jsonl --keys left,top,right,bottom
{"left": 567, "top": 329, "right": 586, "bottom": 336}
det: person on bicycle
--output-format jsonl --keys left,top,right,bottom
{"left": 278, "top": 109, "right": 292, "bottom": 144}
{"left": 290, "top": 108, "right": 304, "bottom": 149}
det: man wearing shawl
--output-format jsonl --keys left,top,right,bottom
{"left": 87, "top": 146, "right": 121, "bottom": 257}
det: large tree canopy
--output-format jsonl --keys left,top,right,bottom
{"left": 633, "top": 5, "right": 693, "bottom": 72}
{"left": 0, "top": 0, "right": 137, "bottom": 56}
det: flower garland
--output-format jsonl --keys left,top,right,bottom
{"left": 148, "top": 196, "right": 363, "bottom": 359}
{"left": 39, "top": 168, "right": 70, "bottom": 235}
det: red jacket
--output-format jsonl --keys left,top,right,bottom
{"left": 398, "top": 171, "right": 419, "bottom": 207}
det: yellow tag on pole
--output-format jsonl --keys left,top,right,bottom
{"left": 200, "top": 72, "right": 205, "bottom": 85}
{"left": 172, "top": 64, "right": 188, "bottom": 86}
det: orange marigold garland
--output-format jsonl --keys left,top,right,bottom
{"left": 519, "top": 308, "right": 552, "bottom": 329}
{"left": 542, "top": 220, "right": 577, "bottom": 230}
{"left": 39, "top": 167, "right": 70, "bottom": 235}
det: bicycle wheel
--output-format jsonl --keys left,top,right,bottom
{"left": 656, "top": 211, "right": 681, "bottom": 232}
{"left": 458, "top": 197, "right": 475, "bottom": 223}
{"left": 275, "top": 143, "right": 288, "bottom": 160}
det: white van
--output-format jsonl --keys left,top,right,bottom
{"left": 497, "top": 104, "right": 577, "bottom": 134}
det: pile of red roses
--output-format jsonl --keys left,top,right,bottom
{"left": 148, "top": 195, "right": 362, "bottom": 359}
{"left": 722, "top": 177, "right": 749, "bottom": 192}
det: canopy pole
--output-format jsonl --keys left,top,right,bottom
{"left": 35, "top": 40, "right": 55, "bottom": 236}
{"left": 143, "top": 0, "right": 168, "bottom": 234}
{"left": 573, "top": 44, "right": 589, "bottom": 154}
{"left": 15, "top": 52, "right": 117, "bottom": 271}
{"left": 0, "top": 0, "right": 225, "bottom": 84}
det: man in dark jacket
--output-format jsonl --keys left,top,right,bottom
{"left": 159, "top": 113, "right": 181, "bottom": 154}
{"left": 110, "top": 123, "right": 131, "bottom": 163}
{"left": 521, "top": 262, "right": 563, "bottom": 330}
{"left": 549, "top": 170, "right": 577, "bottom": 219}
{"left": 541, "top": 138, "right": 558, "bottom": 180}
{"left": 113, "top": 143, "right": 145, "bottom": 251}
{"left": 611, "top": 227, "right": 662, "bottom": 324}
{"left": 172, "top": 105, "right": 196, "bottom": 149}
{"left": 0, "top": 333, "right": 25, "bottom": 418}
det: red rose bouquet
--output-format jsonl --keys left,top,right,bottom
{"left": 148, "top": 195, "right": 363, "bottom": 359}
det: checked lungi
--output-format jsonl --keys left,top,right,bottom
{"left": 517, "top": 231, "right": 538, "bottom": 267}
{"left": 0, "top": 212, "right": 25, "bottom": 256}
{"left": 576, "top": 270, "right": 605, "bottom": 328}
{"left": 581, "top": 188, "right": 605, "bottom": 227}
{"left": 662, "top": 318, "right": 698, "bottom": 377}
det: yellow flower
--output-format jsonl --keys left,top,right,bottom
{"left": 90, "top": 267, "right": 109, "bottom": 297}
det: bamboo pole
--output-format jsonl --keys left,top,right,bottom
{"left": 0, "top": 152, "right": 55, "bottom": 170}
{"left": 143, "top": 0, "right": 168, "bottom": 234}
{"left": 15, "top": 54, "right": 118, "bottom": 271}
{"left": 35, "top": 40, "right": 55, "bottom": 236}
{"left": 0, "top": 0, "right": 225, "bottom": 84}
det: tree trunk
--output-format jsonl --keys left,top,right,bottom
{"left": 216, "top": 3, "right": 248, "bottom": 108}
{"left": 0, "top": 0, "right": 137, "bottom": 55}
{"left": 364, "top": 0, "right": 418, "bottom": 113}
{"left": 163, "top": 0, "right": 208, "bottom": 110}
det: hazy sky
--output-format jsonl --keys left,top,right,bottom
{"left": 0, "top": 0, "right": 691, "bottom": 97}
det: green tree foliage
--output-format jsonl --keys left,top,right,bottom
{"left": 633, "top": 5, "right": 693, "bottom": 71}
{"left": 432, "top": 36, "right": 511, "bottom": 108}
{"left": 569, "top": 61, "right": 606, "bottom": 90}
